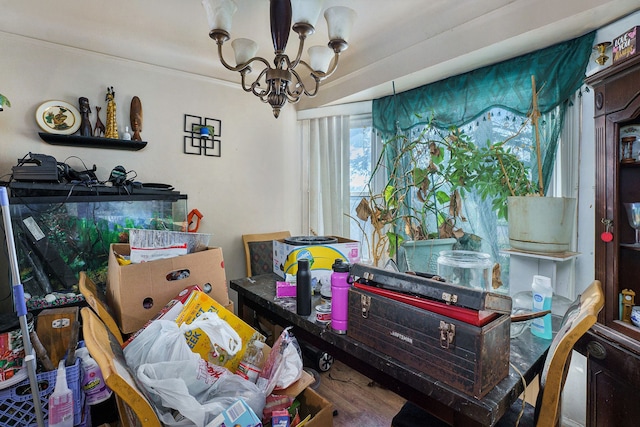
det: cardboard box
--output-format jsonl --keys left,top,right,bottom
{"left": 107, "top": 243, "right": 229, "bottom": 334}
{"left": 210, "top": 398, "right": 262, "bottom": 427}
{"left": 295, "top": 387, "right": 333, "bottom": 427}
{"left": 613, "top": 26, "right": 638, "bottom": 64}
{"left": 272, "top": 236, "right": 360, "bottom": 286}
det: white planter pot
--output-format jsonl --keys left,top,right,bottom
{"left": 507, "top": 196, "right": 576, "bottom": 253}
{"left": 397, "top": 238, "right": 457, "bottom": 274}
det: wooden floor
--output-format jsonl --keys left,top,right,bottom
{"left": 316, "top": 359, "right": 406, "bottom": 427}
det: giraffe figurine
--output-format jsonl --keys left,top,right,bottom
{"left": 104, "top": 86, "right": 118, "bottom": 139}
{"left": 94, "top": 106, "right": 106, "bottom": 137}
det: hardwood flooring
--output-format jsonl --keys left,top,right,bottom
{"left": 316, "top": 359, "right": 406, "bottom": 427}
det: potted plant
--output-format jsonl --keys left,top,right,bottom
{"left": 353, "top": 76, "right": 574, "bottom": 272}
{"left": 352, "top": 117, "right": 476, "bottom": 271}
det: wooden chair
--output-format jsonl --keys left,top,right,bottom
{"left": 391, "top": 280, "right": 605, "bottom": 427}
{"left": 242, "top": 231, "right": 291, "bottom": 277}
{"left": 78, "top": 271, "right": 124, "bottom": 345}
{"left": 81, "top": 307, "right": 164, "bottom": 427}
{"left": 79, "top": 272, "right": 162, "bottom": 426}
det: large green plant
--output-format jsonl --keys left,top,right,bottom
{"left": 352, "top": 113, "right": 536, "bottom": 266}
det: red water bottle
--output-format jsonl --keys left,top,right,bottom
{"left": 330, "top": 259, "right": 350, "bottom": 334}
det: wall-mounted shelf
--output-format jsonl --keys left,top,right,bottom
{"left": 38, "top": 132, "right": 147, "bottom": 151}
{"left": 501, "top": 248, "right": 581, "bottom": 299}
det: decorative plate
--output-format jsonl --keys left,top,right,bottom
{"left": 35, "top": 100, "right": 81, "bottom": 135}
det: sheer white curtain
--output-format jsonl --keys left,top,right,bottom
{"left": 299, "top": 115, "right": 351, "bottom": 237}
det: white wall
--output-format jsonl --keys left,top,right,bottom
{"left": 0, "top": 32, "right": 302, "bottom": 311}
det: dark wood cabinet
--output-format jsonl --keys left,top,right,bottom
{"left": 578, "top": 54, "right": 640, "bottom": 427}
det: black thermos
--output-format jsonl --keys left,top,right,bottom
{"left": 296, "top": 259, "right": 312, "bottom": 316}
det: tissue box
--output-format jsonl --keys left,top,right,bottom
{"left": 210, "top": 398, "right": 261, "bottom": 427}
{"left": 276, "top": 281, "right": 297, "bottom": 298}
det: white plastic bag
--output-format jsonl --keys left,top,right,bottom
{"left": 136, "top": 358, "right": 265, "bottom": 426}
{"left": 124, "top": 312, "right": 242, "bottom": 367}
{"left": 257, "top": 327, "right": 303, "bottom": 395}
{"left": 123, "top": 313, "right": 266, "bottom": 426}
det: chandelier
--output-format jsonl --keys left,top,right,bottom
{"left": 202, "top": 0, "right": 356, "bottom": 118}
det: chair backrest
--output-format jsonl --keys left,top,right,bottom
{"left": 78, "top": 271, "right": 124, "bottom": 345}
{"left": 80, "top": 307, "right": 163, "bottom": 427}
{"left": 242, "top": 231, "right": 291, "bottom": 276}
{"left": 535, "top": 280, "right": 604, "bottom": 427}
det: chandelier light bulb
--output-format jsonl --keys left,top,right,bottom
{"left": 232, "top": 38, "right": 259, "bottom": 66}
{"left": 308, "top": 46, "right": 334, "bottom": 73}
{"left": 324, "top": 6, "right": 356, "bottom": 42}
{"left": 202, "top": 0, "right": 237, "bottom": 33}
{"left": 291, "top": 0, "right": 324, "bottom": 26}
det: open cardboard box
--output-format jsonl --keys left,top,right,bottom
{"left": 295, "top": 387, "right": 334, "bottom": 427}
{"left": 107, "top": 243, "right": 230, "bottom": 334}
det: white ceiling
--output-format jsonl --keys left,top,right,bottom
{"left": 1, "top": 0, "right": 639, "bottom": 112}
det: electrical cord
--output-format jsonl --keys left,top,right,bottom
{"left": 509, "top": 361, "right": 528, "bottom": 427}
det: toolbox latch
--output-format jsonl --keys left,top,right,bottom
{"left": 439, "top": 321, "right": 456, "bottom": 349}
{"left": 360, "top": 294, "right": 371, "bottom": 318}
{"left": 441, "top": 292, "right": 458, "bottom": 305}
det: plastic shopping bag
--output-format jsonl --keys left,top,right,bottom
{"left": 257, "top": 327, "right": 303, "bottom": 395}
{"left": 124, "top": 312, "right": 242, "bottom": 367}
{"left": 123, "top": 313, "right": 266, "bottom": 426}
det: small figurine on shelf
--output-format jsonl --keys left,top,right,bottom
{"left": 104, "top": 86, "right": 118, "bottom": 139}
{"left": 122, "top": 126, "right": 132, "bottom": 140}
{"left": 0, "top": 93, "right": 10, "bottom": 111}
{"left": 94, "top": 106, "right": 105, "bottom": 137}
{"left": 130, "top": 96, "right": 143, "bottom": 141}
{"left": 78, "top": 97, "right": 92, "bottom": 137}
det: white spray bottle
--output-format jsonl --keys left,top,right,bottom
{"left": 48, "top": 360, "right": 74, "bottom": 427}
{"left": 531, "top": 275, "right": 553, "bottom": 339}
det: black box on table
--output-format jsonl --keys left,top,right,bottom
{"left": 347, "top": 263, "right": 512, "bottom": 398}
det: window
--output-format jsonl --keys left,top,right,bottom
{"left": 348, "top": 114, "right": 379, "bottom": 262}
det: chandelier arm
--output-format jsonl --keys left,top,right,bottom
{"left": 215, "top": 42, "right": 240, "bottom": 72}
{"left": 247, "top": 68, "right": 270, "bottom": 98}
{"left": 288, "top": 34, "right": 308, "bottom": 70}
{"left": 288, "top": 68, "right": 320, "bottom": 98}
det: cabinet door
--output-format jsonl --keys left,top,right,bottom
{"left": 576, "top": 325, "right": 640, "bottom": 427}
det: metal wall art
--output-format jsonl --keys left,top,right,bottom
{"left": 183, "top": 114, "right": 222, "bottom": 157}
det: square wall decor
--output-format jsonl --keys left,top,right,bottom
{"left": 184, "top": 114, "right": 222, "bottom": 157}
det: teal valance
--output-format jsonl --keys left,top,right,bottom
{"left": 372, "top": 32, "right": 596, "bottom": 136}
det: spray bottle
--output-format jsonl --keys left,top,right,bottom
{"left": 48, "top": 360, "right": 74, "bottom": 427}
{"left": 76, "top": 347, "right": 119, "bottom": 425}
{"left": 531, "top": 275, "right": 553, "bottom": 339}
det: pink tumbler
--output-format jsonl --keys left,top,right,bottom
{"left": 330, "top": 259, "right": 350, "bottom": 334}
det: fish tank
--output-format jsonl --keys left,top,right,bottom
{"left": 1, "top": 183, "right": 187, "bottom": 310}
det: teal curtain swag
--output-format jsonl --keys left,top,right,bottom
{"left": 372, "top": 32, "right": 596, "bottom": 136}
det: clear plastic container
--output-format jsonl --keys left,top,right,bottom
{"left": 437, "top": 250, "right": 494, "bottom": 292}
